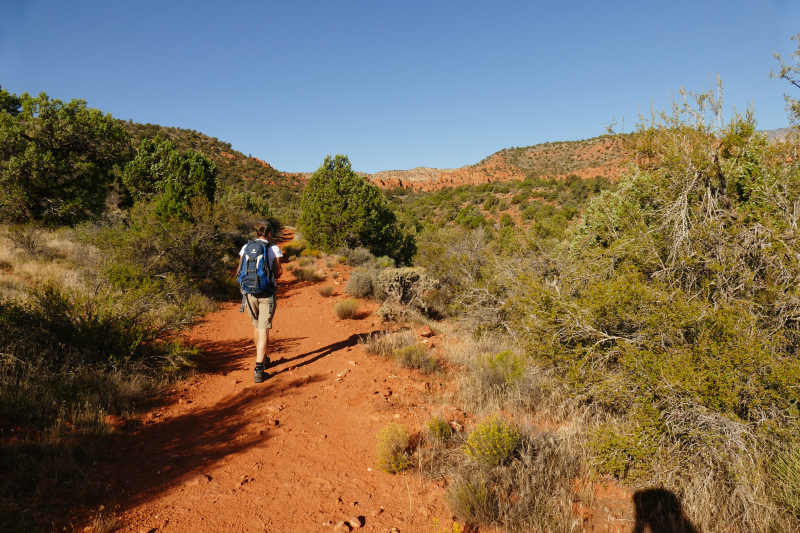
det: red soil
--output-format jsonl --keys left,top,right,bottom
{"left": 91, "top": 231, "right": 634, "bottom": 533}
{"left": 99, "top": 244, "right": 453, "bottom": 533}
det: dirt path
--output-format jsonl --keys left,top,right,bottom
{"left": 100, "top": 250, "right": 452, "bottom": 533}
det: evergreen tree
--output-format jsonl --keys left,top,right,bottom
{"left": 0, "top": 90, "right": 130, "bottom": 224}
{"left": 122, "top": 136, "right": 218, "bottom": 218}
{"left": 299, "top": 154, "right": 415, "bottom": 262}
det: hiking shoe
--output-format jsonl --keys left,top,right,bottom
{"left": 254, "top": 367, "right": 269, "bottom": 383}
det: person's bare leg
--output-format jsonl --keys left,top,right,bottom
{"left": 253, "top": 326, "right": 259, "bottom": 347}
{"left": 256, "top": 327, "right": 269, "bottom": 364}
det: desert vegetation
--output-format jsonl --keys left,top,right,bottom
{"left": 0, "top": 86, "right": 281, "bottom": 531}
{"left": 402, "top": 79, "right": 800, "bottom": 531}
{"left": 4, "top": 34, "right": 800, "bottom": 533}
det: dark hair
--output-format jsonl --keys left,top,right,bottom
{"left": 254, "top": 221, "right": 273, "bottom": 238}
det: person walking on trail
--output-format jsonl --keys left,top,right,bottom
{"left": 237, "top": 221, "right": 283, "bottom": 383}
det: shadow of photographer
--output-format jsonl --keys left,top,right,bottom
{"left": 632, "top": 488, "right": 699, "bottom": 533}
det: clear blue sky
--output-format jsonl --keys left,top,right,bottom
{"left": 1, "top": 0, "right": 799, "bottom": 173}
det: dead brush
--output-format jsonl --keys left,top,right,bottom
{"left": 317, "top": 285, "right": 334, "bottom": 297}
{"left": 5, "top": 223, "right": 47, "bottom": 255}
{"left": 361, "top": 330, "right": 416, "bottom": 358}
{"left": 642, "top": 397, "right": 796, "bottom": 531}
{"left": 293, "top": 267, "right": 324, "bottom": 282}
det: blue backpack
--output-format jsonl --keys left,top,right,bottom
{"left": 238, "top": 240, "right": 276, "bottom": 313}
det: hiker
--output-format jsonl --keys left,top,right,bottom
{"left": 236, "top": 221, "right": 283, "bottom": 383}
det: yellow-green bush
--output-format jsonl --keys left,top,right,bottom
{"left": 426, "top": 415, "right": 453, "bottom": 441}
{"left": 376, "top": 422, "right": 410, "bottom": 473}
{"left": 282, "top": 239, "right": 307, "bottom": 258}
{"left": 317, "top": 285, "right": 334, "bottom": 297}
{"left": 300, "top": 248, "right": 321, "bottom": 257}
{"left": 464, "top": 415, "right": 520, "bottom": 465}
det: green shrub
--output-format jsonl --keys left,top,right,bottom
{"left": 293, "top": 266, "right": 323, "bottom": 282}
{"left": 426, "top": 415, "right": 453, "bottom": 441}
{"left": 301, "top": 248, "right": 321, "bottom": 257}
{"left": 464, "top": 415, "right": 520, "bottom": 465}
{"left": 393, "top": 343, "right": 437, "bottom": 373}
{"left": 334, "top": 299, "right": 359, "bottom": 319}
{"left": 345, "top": 269, "right": 373, "bottom": 297}
{"left": 376, "top": 422, "right": 411, "bottom": 473}
{"left": 77, "top": 197, "right": 238, "bottom": 293}
{"left": 336, "top": 255, "right": 347, "bottom": 263}
{"left": 317, "top": 285, "right": 334, "bottom": 297}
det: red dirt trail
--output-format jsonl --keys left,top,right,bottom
{"left": 100, "top": 239, "right": 453, "bottom": 533}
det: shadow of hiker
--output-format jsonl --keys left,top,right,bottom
{"left": 270, "top": 333, "right": 369, "bottom": 375}
{"left": 632, "top": 488, "right": 699, "bottom": 533}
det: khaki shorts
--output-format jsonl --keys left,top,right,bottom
{"left": 245, "top": 293, "right": 277, "bottom": 329}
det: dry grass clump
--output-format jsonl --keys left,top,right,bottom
{"left": 293, "top": 266, "right": 324, "bottom": 282}
{"left": 445, "top": 339, "right": 554, "bottom": 416}
{"left": 361, "top": 330, "right": 416, "bottom": 357}
{"left": 771, "top": 444, "right": 800, "bottom": 519}
{"left": 297, "top": 257, "right": 314, "bottom": 267}
{"left": 376, "top": 422, "right": 410, "bottom": 473}
{"left": 325, "top": 258, "right": 336, "bottom": 268}
{"left": 433, "top": 426, "right": 581, "bottom": 531}
{"left": 317, "top": 285, "right": 334, "bottom": 297}
{"left": 393, "top": 343, "right": 438, "bottom": 373}
{"left": 332, "top": 271, "right": 340, "bottom": 279}
{"left": 333, "top": 299, "right": 359, "bottom": 319}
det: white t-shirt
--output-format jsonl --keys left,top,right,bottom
{"left": 239, "top": 239, "right": 283, "bottom": 272}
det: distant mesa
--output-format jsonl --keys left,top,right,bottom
{"left": 359, "top": 127, "right": 795, "bottom": 191}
